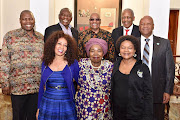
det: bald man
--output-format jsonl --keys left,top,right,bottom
{"left": 0, "top": 10, "right": 44, "bottom": 120}
{"left": 139, "top": 16, "right": 175, "bottom": 120}
{"left": 112, "top": 8, "right": 141, "bottom": 59}
{"left": 78, "top": 13, "right": 115, "bottom": 62}
{"left": 44, "top": 8, "right": 78, "bottom": 42}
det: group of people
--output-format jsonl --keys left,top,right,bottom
{"left": 0, "top": 7, "right": 175, "bottom": 120}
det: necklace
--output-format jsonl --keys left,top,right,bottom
{"left": 90, "top": 60, "right": 102, "bottom": 69}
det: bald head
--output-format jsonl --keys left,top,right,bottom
{"left": 20, "top": 10, "right": 34, "bottom": 19}
{"left": 139, "top": 16, "right": 154, "bottom": 38}
{"left": 89, "top": 13, "right": 101, "bottom": 33}
{"left": 140, "top": 16, "right": 154, "bottom": 25}
{"left": 90, "top": 13, "right": 100, "bottom": 18}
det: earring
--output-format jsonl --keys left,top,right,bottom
{"left": 133, "top": 54, "right": 137, "bottom": 57}
{"left": 102, "top": 57, "right": 104, "bottom": 60}
{"left": 118, "top": 53, "right": 121, "bottom": 56}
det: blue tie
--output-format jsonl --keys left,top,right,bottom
{"left": 143, "top": 39, "right": 150, "bottom": 66}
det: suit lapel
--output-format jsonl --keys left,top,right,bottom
{"left": 57, "top": 23, "right": 62, "bottom": 30}
{"left": 152, "top": 36, "right": 161, "bottom": 65}
{"left": 120, "top": 27, "right": 123, "bottom": 36}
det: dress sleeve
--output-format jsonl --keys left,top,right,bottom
{"left": 37, "top": 62, "right": 45, "bottom": 108}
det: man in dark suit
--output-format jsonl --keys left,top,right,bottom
{"left": 139, "top": 16, "right": 175, "bottom": 120}
{"left": 112, "top": 8, "right": 141, "bottom": 59}
{"left": 44, "top": 8, "right": 78, "bottom": 42}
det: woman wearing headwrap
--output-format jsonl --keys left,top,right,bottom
{"left": 76, "top": 38, "right": 113, "bottom": 120}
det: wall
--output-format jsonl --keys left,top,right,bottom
{"left": 54, "top": 0, "right": 74, "bottom": 27}
{"left": 30, "top": 0, "right": 49, "bottom": 34}
{"left": 122, "top": 0, "right": 149, "bottom": 25}
{"left": 170, "top": 0, "right": 180, "bottom": 55}
{"left": 0, "top": 0, "right": 30, "bottom": 49}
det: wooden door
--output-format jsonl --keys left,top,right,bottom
{"left": 168, "top": 10, "right": 179, "bottom": 55}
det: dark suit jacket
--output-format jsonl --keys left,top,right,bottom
{"left": 140, "top": 35, "right": 175, "bottom": 103}
{"left": 112, "top": 25, "right": 141, "bottom": 59}
{"left": 44, "top": 23, "right": 78, "bottom": 42}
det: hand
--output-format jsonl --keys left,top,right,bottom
{"left": 77, "top": 85, "right": 80, "bottom": 91}
{"left": 2, "top": 86, "right": 10, "bottom": 95}
{"left": 163, "top": 93, "right": 170, "bottom": 104}
{"left": 36, "top": 109, "right": 39, "bottom": 120}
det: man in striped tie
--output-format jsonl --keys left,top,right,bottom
{"left": 139, "top": 16, "right": 175, "bottom": 120}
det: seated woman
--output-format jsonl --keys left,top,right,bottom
{"left": 111, "top": 35, "right": 153, "bottom": 120}
{"left": 76, "top": 38, "right": 113, "bottom": 120}
{"left": 36, "top": 31, "right": 79, "bottom": 120}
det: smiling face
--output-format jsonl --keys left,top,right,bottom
{"left": 59, "top": 9, "right": 72, "bottom": 29}
{"left": 121, "top": 9, "right": 134, "bottom": 28}
{"left": 20, "top": 11, "right": 35, "bottom": 32}
{"left": 120, "top": 40, "right": 136, "bottom": 60}
{"left": 139, "top": 16, "right": 154, "bottom": 38}
{"left": 54, "top": 38, "right": 68, "bottom": 57}
{"left": 89, "top": 13, "right": 101, "bottom": 33}
{"left": 89, "top": 44, "right": 103, "bottom": 65}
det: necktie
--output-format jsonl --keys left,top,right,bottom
{"left": 143, "top": 39, "right": 150, "bottom": 66}
{"left": 125, "top": 29, "right": 129, "bottom": 35}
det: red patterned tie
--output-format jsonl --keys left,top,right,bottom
{"left": 125, "top": 29, "right": 129, "bottom": 35}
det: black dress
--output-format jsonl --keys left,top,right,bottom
{"left": 112, "top": 70, "right": 129, "bottom": 120}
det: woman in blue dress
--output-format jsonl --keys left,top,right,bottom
{"left": 36, "top": 31, "right": 79, "bottom": 120}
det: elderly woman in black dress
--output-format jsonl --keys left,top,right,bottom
{"left": 111, "top": 35, "right": 153, "bottom": 120}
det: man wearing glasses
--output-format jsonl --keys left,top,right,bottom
{"left": 44, "top": 8, "right": 78, "bottom": 42}
{"left": 78, "top": 13, "right": 115, "bottom": 62}
{"left": 112, "top": 8, "right": 141, "bottom": 59}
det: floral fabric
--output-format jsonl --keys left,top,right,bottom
{"left": 78, "top": 28, "right": 115, "bottom": 62}
{"left": 0, "top": 28, "right": 44, "bottom": 95}
{"left": 76, "top": 58, "right": 113, "bottom": 120}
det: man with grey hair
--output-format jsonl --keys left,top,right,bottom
{"left": 44, "top": 8, "right": 78, "bottom": 42}
{"left": 112, "top": 8, "right": 141, "bottom": 59}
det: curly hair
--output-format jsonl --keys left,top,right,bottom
{"left": 116, "top": 35, "right": 140, "bottom": 59}
{"left": 43, "top": 31, "right": 77, "bottom": 66}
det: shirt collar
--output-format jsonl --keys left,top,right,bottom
{"left": 123, "top": 24, "right": 133, "bottom": 30}
{"left": 141, "top": 33, "right": 153, "bottom": 41}
{"left": 19, "top": 28, "right": 39, "bottom": 38}
{"left": 59, "top": 22, "right": 72, "bottom": 29}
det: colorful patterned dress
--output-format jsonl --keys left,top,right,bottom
{"left": 76, "top": 58, "right": 113, "bottom": 120}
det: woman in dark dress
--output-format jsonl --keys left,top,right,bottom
{"left": 36, "top": 31, "right": 79, "bottom": 120}
{"left": 111, "top": 35, "right": 153, "bottom": 120}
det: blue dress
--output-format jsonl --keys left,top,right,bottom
{"left": 38, "top": 71, "right": 77, "bottom": 120}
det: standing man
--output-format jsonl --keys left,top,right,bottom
{"left": 78, "top": 13, "right": 115, "bottom": 62}
{"left": 44, "top": 8, "right": 78, "bottom": 42}
{"left": 0, "top": 10, "right": 44, "bottom": 120}
{"left": 139, "top": 16, "right": 175, "bottom": 120}
{"left": 112, "top": 8, "right": 141, "bottom": 58}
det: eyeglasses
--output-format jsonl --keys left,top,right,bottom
{"left": 89, "top": 18, "right": 101, "bottom": 21}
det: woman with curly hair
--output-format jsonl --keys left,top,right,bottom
{"left": 36, "top": 31, "right": 79, "bottom": 120}
{"left": 111, "top": 35, "right": 153, "bottom": 120}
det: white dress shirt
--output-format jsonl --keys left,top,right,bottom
{"left": 59, "top": 22, "right": 73, "bottom": 37}
{"left": 141, "top": 34, "right": 153, "bottom": 73}
{"left": 123, "top": 24, "right": 133, "bottom": 35}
